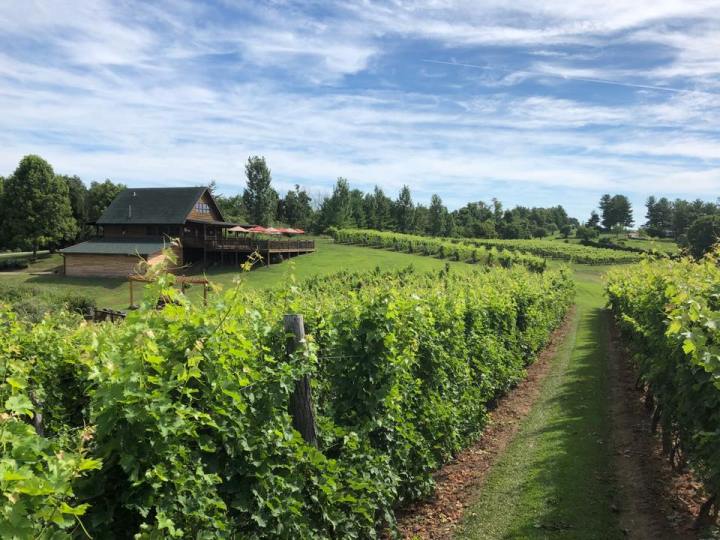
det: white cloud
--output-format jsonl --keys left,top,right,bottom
{"left": 0, "top": 0, "right": 718, "bottom": 228}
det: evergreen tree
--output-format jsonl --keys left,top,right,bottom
{"left": 599, "top": 194, "right": 613, "bottom": 230}
{"left": 614, "top": 195, "right": 634, "bottom": 229}
{"left": 242, "top": 156, "right": 277, "bottom": 225}
{"left": 413, "top": 204, "right": 429, "bottom": 234}
{"left": 492, "top": 198, "right": 503, "bottom": 224}
{"left": 278, "top": 185, "right": 314, "bottom": 229}
{"left": 599, "top": 194, "right": 633, "bottom": 231}
{"left": 645, "top": 196, "right": 673, "bottom": 237}
{"left": 349, "top": 189, "right": 366, "bottom": 228}
{"left": 318, "top": 178, "right": 352, "bottom": 230}
{"left": 362, "top": 187, "right": 393, "bottom": 230}
{"left": 393, "top": 185, "right": 415, "bottom": 233}
{"left": 428, "top": 194, "right": 447, "bottom": 236}
{"left": 3, "top": 155, "right": 77, "bottom": 256}
{"left": 586, "top": 210, "right": 601, "bottom": 230}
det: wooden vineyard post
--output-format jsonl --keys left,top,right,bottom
{"left": 284, "top": 314, "right": 317, "bottom": 447}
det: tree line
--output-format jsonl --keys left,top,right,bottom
{"left": 644, "top": 196, "right": 719, "bottom": 243}
{"left": 3, "top": 153, "right": 718, "bottom": 255}
{"left": 232, "top": 157, "right": 578, "bottom": 239}
{"left": 0, "top": 155, "right": 125, "bottom": 255}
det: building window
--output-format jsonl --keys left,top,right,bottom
{"left": 194, "top": 202, "right": 210, "bottom": 214}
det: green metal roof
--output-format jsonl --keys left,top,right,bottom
{"left": 60, "top": 239, "right": 170, "bottom": 256}
{"left": 96, "top": 186, "right": 225, "bottom": 225}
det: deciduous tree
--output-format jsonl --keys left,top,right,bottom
{"left": 278, "top": 185, "right": 314, "bottom": 229}
{"left": 3, "top": 155, "right": 77, "bottom": 256}
{"left": 59, "top": 174, "right": 90, "bottom": 241}
{"left": 87, "top": 179, "right": 126, "bottom": 223}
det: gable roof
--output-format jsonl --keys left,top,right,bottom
{"left": 96, "top": 187, "right": 226, "bottom": 225}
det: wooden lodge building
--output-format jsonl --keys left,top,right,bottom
{"left": 60, "top": 187, "right": 314, "bottom": 277}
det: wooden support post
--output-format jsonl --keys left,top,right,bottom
{"left": 129, "top": 280, "right": 134, "bottom": 307}
{"left": 203, "top": 223, "right": 207, "bottom": 268}
{"left": 284, "top": 314, "right": 317, "bottom": 447}
{"left": 203, "top": 284, "right": 208, "bottom": 305}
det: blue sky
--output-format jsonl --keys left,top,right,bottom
{"left": 0, "top": 1, "right": 719, "bottom": 224}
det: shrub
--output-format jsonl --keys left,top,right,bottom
{"left": 0, "top": 258, "right": 29, "bottom": 271}
{"left": 686, "top": 215, "right": 720, "bottom": 259}
{"left": 0, "top": 284, "right": 96, "bottom": 322}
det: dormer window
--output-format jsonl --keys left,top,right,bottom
{"left": 194, "top": 202, "right": 210, "bottom": 214}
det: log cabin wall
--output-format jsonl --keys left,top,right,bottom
{"left": 65, "top": 254, "right": 150, "bottom": 278}
{"left": 64, "top": 245, "right": 182, "bottom": 278}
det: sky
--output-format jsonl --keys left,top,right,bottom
{"left": 0, "top": 1, "right": 719, "bottom": 224}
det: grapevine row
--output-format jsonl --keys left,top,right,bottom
{"left": 1, "top": 264, "right": 573, "bottom": 537}
{"left": 331, "top": 228, "right": 643, "bottom": 265}
{"left": 606, "top": 254, "right": 720, "bottom": 522}
{"left": 458, "top": 238, "right": 642, "bottom": 264}
{"left": 330, "top": 228, "right": 548, "bottom": 272}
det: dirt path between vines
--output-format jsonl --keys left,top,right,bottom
{"left": 394, "top": 307, "right": 578, "bottom": 539}
{"left": 607, "top": 319, "right": 703, "bottom": 539}
{"left": 395, "top": 300, "right": 709, "bottom": 540}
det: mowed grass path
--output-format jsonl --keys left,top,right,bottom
{"left": 0, "top": 238, "right": 475, "bottom": 309}
{"left": 456, "top": 266, "right": 623, "bottom": 539}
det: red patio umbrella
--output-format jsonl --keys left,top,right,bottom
{"left": 247, "top": 226, "right": 267, "bottom": 233}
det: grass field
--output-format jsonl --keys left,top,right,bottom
{"left": 456, "top": 265, "right": 622, "bottom": 539}
{"left": 0, "top": 238, "right": 477, "bottom": 309}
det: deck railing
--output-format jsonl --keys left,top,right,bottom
{"left": 183, "top": 236, "right": 314, "bottom": 252}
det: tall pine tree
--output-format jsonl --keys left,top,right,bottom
{"left": 393, "top": 185, "right": 415, "bottom": 233}
{"left": 428, "top": 194, "right": 447, "bottom": 236}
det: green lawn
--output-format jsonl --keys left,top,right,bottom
{"left": 622, "top": 237, "right": 680, "bottom": 254}
{"left": 0, "top": 238, "right": 477, "bottom": 309}
{"left": 455, "top": 264, "right": 623, "bottom": 539}
{"left": 549, "top": 234, "right": 680, "bottom": 255}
